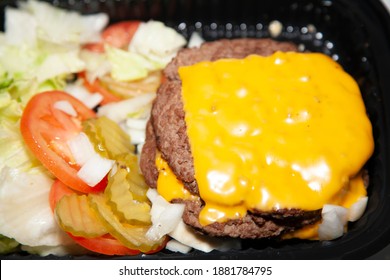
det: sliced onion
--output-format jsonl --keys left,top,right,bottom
{"left": 188, "top": 32, "right": 204, "bottom": 48}
{"left": 169, "top": 220, "right": 241, "bottom": 253}
{"left": 77, "top": 154, "right": 114, "bottom": 187}
{"left": 67, "top": 132, "right": 95, "bottom": 166}
{"left": 83, "top": 93, "right": 104, "bottom": 109}
{"left": 146, "top": 189, "right": 185, "bottom": 241}
{"left": 68, "top": 132, "right": 115, "bottom": 187}
{"left": 146, "top": 189, "right": 241, "bottom": 253}
{"left": 126, "top": 118, "right": 148, "bottom": 130}
{"left": 97, "top": 92, "right": 155, "bottom": 123}
{"left": 165, "top": 239, "right": 192, "bottom": 254}
{"left": 53, "top": 100, "right": 77, "bottom": 117}
{"left": 318, "top": 204, "right": 348, "bottom": 241}
{"left": 348, "top": 196, "right": 368, "bottom": 222}
{"left": 122, "top": 127, "right": 145, "bottom": 145}
{"left": 64, "top": 83, "right": 103, "bottom": 109}
{"left": 136, "top": 143, "right": 145, "bottom": 155}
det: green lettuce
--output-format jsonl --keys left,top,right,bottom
{"left": 0, "top": 71, "right": 66, "bottom": 174}
{"left": 0, "top": 0, "right": 109, "bottom": 256}
{"left": 105, "top": 45, "right": 162, "bottom": 82}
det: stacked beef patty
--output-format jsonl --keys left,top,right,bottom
{"left": 140, "top": 38, "right": 321, "bottom": 239}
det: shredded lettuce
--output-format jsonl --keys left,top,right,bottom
{"left": 129, "top": 20, "right": 186, "bottom": 67}
{"left": 79, "top": 49, "right": 111, "bottom": 83}
{"left": 1, "top": 0, "right": 109, "bottom": 85}
{"left": 0, "top": 72, "right": 13, "bottom": 90}
{"left": 0, "top": 167, "right": 74, "bottom": 249}
{"left": 104, "top": 20, "right": 186, "bottom": 82}
{"left": 4, "top": 6, "right": 37, "bottom": 46}
{"left": 0, "top": 42, "right": 85, "bottom": 84}
{"left": 0, "top": 0, "right": 107, "bottom": 172}
{"left": 106, "top": 45, "right": 160, "bottom": 81}
{"left": 0, "top": 1, "right": 110, "bottom": 256}
{"left": 14, "top": 0, "right": 108, "bottom": 45}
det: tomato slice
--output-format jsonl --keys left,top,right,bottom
{"left": 20, "top": 91, "right": 106, "bottom": 193}
{"left": 69, "top": 234, "right": 168, "bottom": 256}
{"left": 68, "top": 233, "right": 142, "bottom": 256}
{"left": 82, "top": 21, "right": 141, "bottom": 53}
{"left": 82, "top": 42, "right": 105, "bottom": 53}
{"left": 49, "top": 180, "right": 77, "bottom": 212}
{"left": 102, "top": 21, "right": 141, "bottom": 49}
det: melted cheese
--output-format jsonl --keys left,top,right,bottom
{"left": 282, "top": 171, "right": 367, "bottom": 240}
{"left": 156, "top": 152, "right": 197, "bottom": 202}
{"left": 159, "top": 51, "right": 374, "bottom": 227}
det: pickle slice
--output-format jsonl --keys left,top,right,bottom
{"left": 114, "top": 154, "right": 149, "bottom": 202}
{"left": 105, "top": 168, "right": 151, "bottom": 224}
{"left": 89, "top": 194, "right": 164, "bottom": 253}
{"left": 82, "top": 118, "right": 109, "bottom": 158}
{"left": 82, "top": 116, "right": 135, "bottom": 159}
{"left": 96, "top": 116, "right": 135, "bottom": 157}
{"left": 55, "top": 194, "right": 108, "bottom": 238}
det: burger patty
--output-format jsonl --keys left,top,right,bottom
{"left": 141, "top": 116, "right": 321, "bottom": 238}
{"left": 178, "top": 200, "right": 321, "bottom": 239}
{"left": 140, "top": 38, "right": 322, "bottom": 238}
{"left": 148, "top": 38, "right": 299, "bottom": 194}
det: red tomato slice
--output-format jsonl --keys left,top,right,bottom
{"left": 102, "top": 21, "right": 141, "bottom": 49}
{"left": 80, "top": 21, "right": 144, "bottom": 103}
{"left": 20, "top": 91, "right": 106, "bottom": 193}
{"left": 68, "top": 233, "right": 142, "bottom": 256}
{"left": 69, "top": 234, "right": 168, "bottom": 256}
{"left": 78, "top": 71, "right": 122, "bottom": 105}
{"left": 49, "top": 180, "right": 77, "bottom": 212}
{"left": 82, "top": 42, "right": 105, "bottom": 53}
{"left": 82, "top": 21, "right": 141, "bottom": 53}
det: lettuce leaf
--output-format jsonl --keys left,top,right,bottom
{"left": 0, "top": 43, "right": 85, "bottom": 84}
{"left": 105, "top": 45, "right": 161, "bottom": 81}
{"left": 1, "top": 0, "right": 109, "bottom": 85}
{"left": 0, "top": 167, "right": 74, "bottom": 248}
{"left": 129, "top": 21, "right": 186, "bottom": 67}
{"left": 0, "top": 0, "right": 110, "bottom": 256}
{"left": 104, "top": 21, "right": 187, "bottom": 82}
{"left": 11, "top": 0, "right": 108, "bottom": 45}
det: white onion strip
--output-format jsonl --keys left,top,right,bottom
{"left": 67, "top": 132, "right": 95, "bottom": 166}
{"left": 348, "top": 196, "right": 368, "bottom": 222}
{"left": 53, "top": 100, "right": 77, "bottom": 117}
{"left": 318, "top": 204, "right": 348, "bottom": 240}
{"left": 67, "top": 132, "right": 114, "bottom": 187}
{"left": 77, "top": 154, "right": 114, "bottom": 187}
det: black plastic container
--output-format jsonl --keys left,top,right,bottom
{"left": 1, "top": 0, "right": 390, "bottom": 259}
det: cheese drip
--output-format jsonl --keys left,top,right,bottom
{"left": 177, "top": 52, "right": 374, "bottom": 226}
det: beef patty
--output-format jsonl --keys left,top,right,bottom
{"left": 140, "top": 38, "right": 321, "bottom": 238}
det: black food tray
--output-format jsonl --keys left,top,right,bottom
{"left": 1, "top": 0, "right": 390, "bottom": 260}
